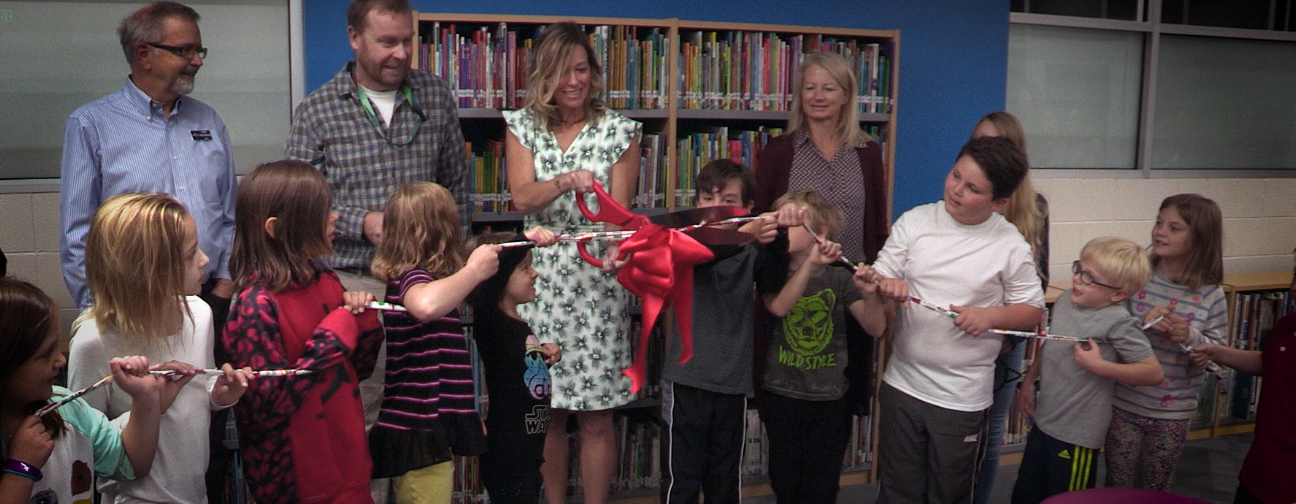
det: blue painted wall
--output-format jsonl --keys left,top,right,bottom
{"left": 303, "top": 0, "right": 1010, "bottom": 217}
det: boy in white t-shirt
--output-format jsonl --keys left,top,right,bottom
{"left": 863, "top": 136, "right": 1045, "bottom": 504}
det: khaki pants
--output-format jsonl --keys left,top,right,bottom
{"left": 334, "top": 269, "right": 392, "bottom": 503}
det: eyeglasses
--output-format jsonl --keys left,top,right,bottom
{"left": 148, "top": 43, "right": 208, "bottom": 60}
{"left": 1072, "top": 261, "right": 1121, "bottom": 290}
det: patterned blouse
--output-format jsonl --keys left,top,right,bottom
{"left": 787, "top": 130, "right": 868, "bottom": 262}
{"left": 503, "top": 108, "right": 642, "bottom": 411}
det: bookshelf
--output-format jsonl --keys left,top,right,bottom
{"left": 408, "top": 12, "right": 900, "bottom": 503}
{"left": 410, "top": 12, "right": 898, "bottom": 215}
{"left": 1194, "top": 270, "right": 1295, "bottom": 438}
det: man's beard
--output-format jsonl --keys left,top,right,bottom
{"left": 171, "top": 73, "right": 195, "bottom": 95}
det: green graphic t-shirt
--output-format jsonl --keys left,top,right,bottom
{"left": 761, "top": 267, "right": 863, "bottom": 400}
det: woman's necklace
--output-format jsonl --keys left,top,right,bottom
{"left": 557, "top": 113, "right": 586, "bottom": 128}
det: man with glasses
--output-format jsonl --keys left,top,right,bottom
{"left": 284, "top": 1, "right": 469, "bottom": 502}
{"left": 58, "top": 3, "right": 236, "bottom": 503}
{"left": 60, "top": 0, "right": 234, "bottom": 318}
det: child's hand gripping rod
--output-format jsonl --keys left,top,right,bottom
{"left": 801, "top": 223, "right": 858, "bottom": 272}
{"left": 36, "top": 368, "right": 314, "bottom": 417}
{"left": 1145, "top": 312, "right": 1223, "bottom": 378}
{"left": 911, "top": 296, "right": 1096, "bottom": 344}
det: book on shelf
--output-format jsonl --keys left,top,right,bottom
{"left": 674, "top": 126, "right": 784, "bottom": 207}
{"left": 1218, "top": 290, "right": 1292, "bottom": 423}
{"left": 676, "top": 30, "right": 893, "bottom": 113}
{"left": 637, "top": 132, "right": 667, "bottom": 208}
{"left": 466, "top": 140, "right": 511, "bottom": 214}
{"left": 420, "top": 22, "right": 668, "bottom": 111}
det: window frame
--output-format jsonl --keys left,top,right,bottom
{"left": 1011, "top": 1, "right": 1296, "bottom": 179}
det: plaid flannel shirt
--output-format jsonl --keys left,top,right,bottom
{"left": 286, "top": 63, "right": 470, "bottom": 270}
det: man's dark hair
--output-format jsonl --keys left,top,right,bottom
{"left": 957, "top": 136, "right": 1028, "bottom": 200}
{"left": 695, "top": 159, "right": 756, "bottom": 205}
{"left": 346, "top": 0, "right": 411, "bottom": 32}
{"left": 117, "top": 1, "right": 200, "bottom": 65}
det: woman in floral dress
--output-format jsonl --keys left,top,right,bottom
{"left": 503, "top": 22, "right": 641, "bottom": 504}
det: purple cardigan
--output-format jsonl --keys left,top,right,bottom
{"left": 753, "top": 134, "right": 890, "bottom": 262}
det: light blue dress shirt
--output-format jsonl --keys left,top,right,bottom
{"left": 60, "top": 78, "right": 236, "bottom": 308}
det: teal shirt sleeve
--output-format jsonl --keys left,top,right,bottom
{"left": 52, "top": 386, "right": 136, "bottom": 481}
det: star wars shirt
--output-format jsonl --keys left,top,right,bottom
{"left": 762, "top": 267, "right": 863, "bottom": 401}
{"left": 473, "top": 305, "right": 551, "bottom": 436}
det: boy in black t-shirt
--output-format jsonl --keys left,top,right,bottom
{"left": 660, "top": 159, "right": 791, "bottom": 504}
{"left": 467, "top": 230, "right": 561, "bottom": 504}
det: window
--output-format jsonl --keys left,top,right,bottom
{"left": 1008, "top": 0, "right": 1296, "bottom": 173}
{"left": 0, "top": 0, "right": 294, "bottom": 179}
{"left": 1007, "top": 24, "right": 1143, "bottom": 168}
{"left": 1152, "top": 35, "right": 1296, "bottom": 169}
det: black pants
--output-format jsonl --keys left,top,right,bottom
{"left": 660, "top": 382, "right": 747, "bottom": 504}
{"left": 1233, "top": 483, "right": 1264, "bottom": 504}
{"left": 1010, "top": 427, "right": 1097, "bottom": 504}
{"left": 480, "top": 429, "right": 546, "bottom": 504}
{"left": 760, "top": 392, "right": 852, "bottom": 504}
{"left": 199, "top": 276, "right": 233, "bottom": 504}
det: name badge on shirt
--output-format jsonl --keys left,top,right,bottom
{"left": 190, "top": 130, "right": 213, "bottom": 141}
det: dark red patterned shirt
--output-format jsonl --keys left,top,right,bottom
{"left": 222, "top": 263, "right": 383, "bottom": 504}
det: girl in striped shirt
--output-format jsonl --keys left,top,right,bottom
{"left": 1106, "top": 193, "right": 1227, "bottom": 490}
{"left": 367, "top": 182, "right": 499, "bottom": 504}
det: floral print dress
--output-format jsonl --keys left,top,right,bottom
{"left": 504, "top": 108, "right": 642, "bottom": 411}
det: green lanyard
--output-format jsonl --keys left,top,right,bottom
{"left": 354, "top": 77, "right": 426, "bottom": 147}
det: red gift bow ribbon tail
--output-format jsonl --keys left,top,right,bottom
{"left": 574, "top": 183, "right": 713, "bottom": 394}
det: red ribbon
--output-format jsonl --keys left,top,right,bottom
{"left": 576, "top": 183, "right": 713, "bottom": 394}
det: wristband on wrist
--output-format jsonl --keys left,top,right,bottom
{"left": 553, "top": 176, "right": 564, "bottom": 191}
{"left": 3, "top": 459, "right": 42, "bottom": 481}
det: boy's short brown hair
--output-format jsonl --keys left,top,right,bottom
{"left": 695, "top": 159, "right": 755, "bottom": 205}
{"left": 771, "top": 189, "right": 844, "bottom": 239}
{"left": 1080, "top": 236, "right": 1153, "bottom": 294}
{"left": 958, "top": 136, "right": 1028, "bottom": 200}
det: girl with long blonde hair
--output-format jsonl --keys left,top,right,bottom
{"left": 68, "top": 192, "right": 250, "bottom": 503}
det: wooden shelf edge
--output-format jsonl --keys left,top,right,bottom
{"left": 1216, "top": 421, "right": 1256, "bottom": 436}
{"left": 414, "top": 12, "right": 677, "bottom": 28}
{"left": 458, "top": 108, "right": 670, "bottom": 120}
{"left": 674, "top": 19, "right": 898, "bottom": 39}
{"left": 1223, "top": 270, "right": 1294, "bottom": 292}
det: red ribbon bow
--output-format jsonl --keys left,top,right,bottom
{"left": 575, "top": 183, "right": 713, "bottom": 394}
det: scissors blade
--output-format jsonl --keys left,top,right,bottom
{"left": 683, "top": 226, "right": 753, "bottom": 245}
{"left": 647, "top": 206, "right": 750, "bottom": 228}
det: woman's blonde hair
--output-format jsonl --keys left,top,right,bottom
{"left": 522, "top": 22, "right": 605, "bottom": 130}
{"left": 787, "top": 52, "right": 868, "bottom": 148}
{"left": 972, "top": 111, "right": 1047, "bottom": 262}
{"left": 83, "top": 193, "right": 192, "bottom": 343}
{"left": 772, "top": 189, "right": 844, "bottom": 239}
{"left": 230, "top": 160, "right": 334, "bottom": 292}
{"left": 371, "top": 182, "right": 465, "bottom": 282}
{"left": 1153, "top": 194, "right": 1224, "bottom": 291}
